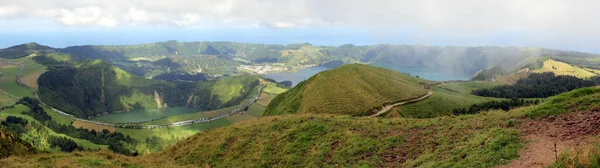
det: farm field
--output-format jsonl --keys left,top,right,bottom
{"left": 262, "top": 83, "right": 288, "bottom": 94}
{"left": 72, "top": 120, "right": 116, "bottom": 133}
{"left": 257, "top": 93, "right": 276, "bottom": 106}
{"left": 115, "top": 117, "right": 232, "bottom": 141}
{"left": 532, "top": 59, "right": 599, "bottom": 78}
{"left": 19, "top": 58, "right": 48, "bottom": 90}
{"left": 0, "top": 65, "right": 33, "bottom": 98}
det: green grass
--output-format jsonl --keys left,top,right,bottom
{"left": 42, "top": 106, "right": 74, "bottom": 125}
{"left": 93, "top": 107, "right": 205, "bottom": 124}
{"left": 525, "top": 87, "right": 600, "bottom": 118}
{"left": 20, "top": 57, "right": 48, "bottom": 77}
{"left": 116, "top": 118, "right": 232, "bottom": 141}
{"left": 265, "top": 64, "right": 429, "bottom": 116}
{"left": 247, "top": 103, "right": 266, "bottom": 117}
{"left": 0, "top": 66, "right": 34, "bottom": 98}
{"left": 389, "top": 86, "right": 502, "bottom": 118}
{"left": 262, "top": 83, "right": 288, "bottom": 94}
{"left": 0, "top": 105, "right": 107, "bottom": 150}
{"left": 0, "top": 108, "right": 531, "bottom": 167}
{"left": 438, "top": 81, "right": 502, "bottom": 94}
{"left": 0, "top": 92, "right": 16, "bottom": 107}
{"left": 154, "top": 108, "right": 526, "bottom": 167}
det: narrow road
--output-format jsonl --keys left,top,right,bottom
{"left": 369, "top": 91, "right": 433, "bottom": 117}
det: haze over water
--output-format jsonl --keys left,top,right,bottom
{"left": 265, "top": 65, "right": 472, "bottom": 86}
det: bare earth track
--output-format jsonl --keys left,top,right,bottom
{"left": 502, "top": 112, "right": 600, "bottom": 168}
{"left": 369, "top": 91, "right": 433, "bottom": 117}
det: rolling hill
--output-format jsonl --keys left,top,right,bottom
{"left": 6, "top": 42, "right": 600, "bottom": 82}
{"left": 264, "top": 64, "right": 429, "bottom": 116}
{"left": 6, "top": 86, "right": 600, "bottom": 167}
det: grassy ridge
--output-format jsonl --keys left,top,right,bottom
{"left": 3, "top": 108, "right": 528, "bottom": 167}
{"left": 10, "top": 86, "right": 600, "bottom": 167}
{"left": 156, "top": 108, "right": 525, "bottom": 167}
{"left": 525, "top": 87, "right": 600, "bottom": 118}
{"left": 389, "top": 86, "right": 501, "bottom": 118}
{"left": 265, "top": 64, "right": 429, "bottom": 116}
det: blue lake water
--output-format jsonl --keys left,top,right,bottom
{"left": 378, "top": 66, "right": 473, "bottom": 82}
{"left": 264, "top": 66, "right": 333, "bottom": 86}
{"left": 264, "top": 65, "right": 472, "bottom": 86}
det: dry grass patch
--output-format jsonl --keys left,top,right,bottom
{"left": 257, "top": 93, "right": 275, "bottom": 106}
{"left": 495, "top": 72, "right": 531, "bottom": 84}
{"left": 21, "top": 72, "right": 42, "bottom": 90}
{"left": 72, "top": 120, "right": 116, "bottom": 133}
{"left": 226, "top": 113, "right": 255, "bottom": 123}
{"left": 533, "top": 59, "right": 598, "bottom": 78}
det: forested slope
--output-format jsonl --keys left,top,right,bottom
{"left": 35, "top": 54, "right": 260, "bottom": 118}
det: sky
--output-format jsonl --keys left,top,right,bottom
{"left": 1, "top": 0, "right": 599, "bottom": 53}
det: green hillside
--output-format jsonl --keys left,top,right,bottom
{"left": 525, "top": 86, "right": 600, "bottom": 118}
{"left": 6, "top": 87, "right": 600, "bottom": 167}
{"left": 5, "top": 42, "right": 600, "bottom": 80}
{"left": 265, "top": 64, "right": 429, "bottom": 116}
{"left": 1, "top": 108, "right": 528, "bottom": 167}
{"left": 388, "top": 81, "right": 502, "bottom": 118}
{"left": 35, "top": 54, "right": 260, "bottom": 118}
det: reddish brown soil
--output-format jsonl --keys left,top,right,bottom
{"left": 502, "top": 112, "right": 600, "bottom": 168}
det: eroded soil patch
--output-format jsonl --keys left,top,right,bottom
{"left": 503, "top": 112, "right": 600, "bottom": 168}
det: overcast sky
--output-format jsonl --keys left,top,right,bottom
{"left": 1, "top": 0, "right": 599, "bottom": 53}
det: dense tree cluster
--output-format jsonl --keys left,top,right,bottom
{"left": 153, "top": 73, "right": 207, "bottom": 82}
{"left": 1, "top": 116, "right": 29, "bottom": 135}
{"left": 48, "top": 136, "right": 83, "bottom": 152}
{"left": 472, "top": 72, "right": 600, "bottom": 98}
{"left": 453, "top": 98, "right": 540, "bottom": 115}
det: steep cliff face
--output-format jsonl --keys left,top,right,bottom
{"left": 154, "top": 90, "right": 163, "bottom": 109}
{"left": 0, "top": 127, "right": 35, "bottom": 158}
{"left": 186, "top": 95, "right": 194, "bottom": 107}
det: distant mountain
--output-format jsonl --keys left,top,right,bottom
{"left": 264, "top": 64, "right": 429, "bottom": 116}
{"left": 3, "top": 41, "right": 600, "bottom": 80}
{"left": 0, "top": 42, "right": 55, "bottom": 59}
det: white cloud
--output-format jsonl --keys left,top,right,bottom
{"left": 0, "top": 6, "right": 21, "bottom": 17}
{"left": 0, "top": 0, "right": 600, "bottom": 47}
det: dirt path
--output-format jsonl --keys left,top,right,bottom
{"left": 369, "top": 91, "right": 433, "bottom": 117}
{"left": 501, "top": 112, "right": 600, "bottom": 168}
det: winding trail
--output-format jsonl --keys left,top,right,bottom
{"left": 369, "top": 91, "right": 433, "bottom": 117}
{"left": 0, "top": 58, "right": 264, "bottom": 129}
